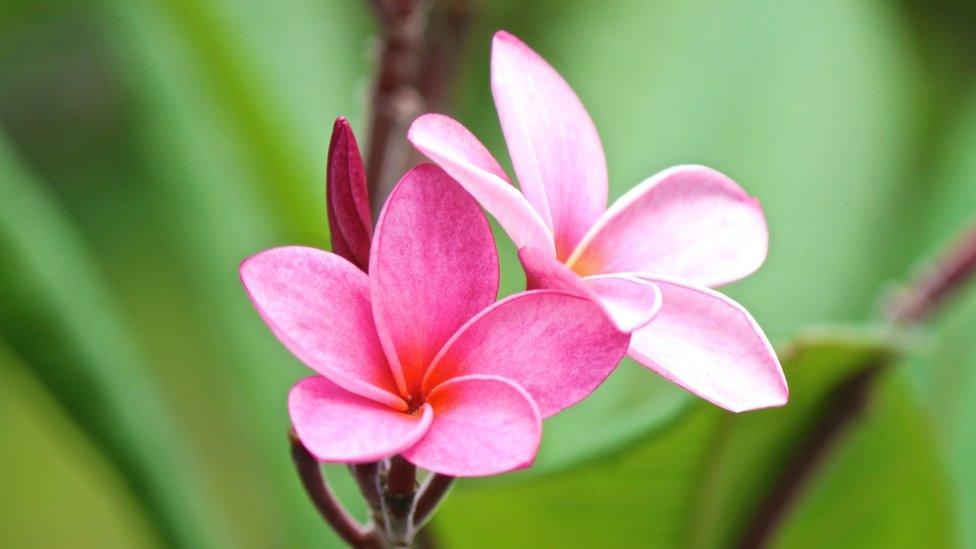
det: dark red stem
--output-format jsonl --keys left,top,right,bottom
{"left": 886, "top": 219, "right": 976, "bottom": 324}
{"left": 413, "top": 473, "right": 455, "bottom": 529}
{"left": 289, "top": 431, "right": 380, "bottom": 548}
{"left": 365, "top": 0, "right": 428, "bottom": 212}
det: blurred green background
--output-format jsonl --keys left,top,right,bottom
{"left": 2, "top": 0, "right": 976, "bottom": 547}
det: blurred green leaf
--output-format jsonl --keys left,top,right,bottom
{"left": 0, "top": 343, "right": 156, "bottom": 548}
{"left": 769, "top": 371, "right": 954, "bottom": 548}
{"left": 0, "top": 131, "right": 221, "bottom": 547}
{"left": 686, "top": 327, "right": 902, "bottom": 548}
{"left": 432, "top": 328, "right": 953, "bottom": 547}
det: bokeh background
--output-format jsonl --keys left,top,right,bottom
{"left": 2, "top": 0, "right": 976, "bottom": 547}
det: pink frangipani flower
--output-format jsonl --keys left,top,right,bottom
{"left": 409, "top": 31, "right": 788, "bottom": 412}
{"left": 240, "top": 163, "right": 629, "bottom": 476}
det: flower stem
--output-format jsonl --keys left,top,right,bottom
{"left": 885, "top": 219, "right": 976, "bottom": 324}
{"left": 289, "top": 430, "right": 379, "bottom": 547}
{"left": 381, "top": 456, "right": 418, "bottom": 546}
{"left": 413, "top": 474, "right": 455, "bottom": 529}
{"left": 363, "top": 0, "right": 473, "bottom": 214}
{"left": 364, "top": 0, "right": 428, "bottom": 213}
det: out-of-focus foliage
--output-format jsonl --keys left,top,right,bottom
{"left": 0, "top": 132, "right": 219, "bottom": 546}
{"left": 1, "top": 0, "right": 974, "bottom": 546}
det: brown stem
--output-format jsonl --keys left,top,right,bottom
{"left": 416, "top": 0, "right": 473, "bottom": 112}
{"left": 412, "top": 473, "right": 455, "bottom": 529}
{"left": 289, "top": 430, "right": 379, "bottom": 548}
{"left": 735, "top": 364, "right": 883, "bottom": 549}
{"left": 886, "top": 219, "right": 976, "bottom": 324}
{"left": 380, "top": 456, "right": 418, "bottom": 545}
{"left": 351, "top": 461, "right": 387, "bottom": 531}
{"left": 365, "top": 0, "right": 428, "bottom": 213}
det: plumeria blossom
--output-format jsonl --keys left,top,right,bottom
{"left": 409, "top": 31, "right": 788, "bottom": 412}
{"left": 240, "top": 159, "right": 629, "bottom": 476}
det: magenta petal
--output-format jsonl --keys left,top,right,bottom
{"left": 628, "top": 277, "right": 788, "bottom": 412}
{"left": 491, "top": 31, "right": 608, "bottom": 259}
{"left": 519, "top": 246, "right": 660, "bottom": 333}
{"left": 240, "top": 246, "right": 405, "bottom": 410}
{"left": 326, "top": 117, "right": 372, "bottom": 272}
{"left": 408, "top": 114, "right": 556, "bottom": 255}
{"left": 569, "top": 165, "right": 769, "bottom": 288}
{"left": 404, "top": 374, "right": 541, "bottom": 477}
{"left": 289, "top": 376, "right": 432, "bottom": 463}
{"left": 370, "top": 164, "right": 499, "bottom": 397}
{"left": 423, "top": 290, "right": 629, "bottom": 418}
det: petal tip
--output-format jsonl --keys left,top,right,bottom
{"left": 492, "top": 29, "right": 519, "bottom": 46}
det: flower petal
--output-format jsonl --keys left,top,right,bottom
{"left": 423, "top": 290, "right": 629, "bottom": 418}
{"left": 289, "top": 376, "right": 432, "bottom": 463}
{"left": 370, "top": 164, "right": 499, "bottom": 397}
{"left": 240, "top": 246, "right": 405, "bottom": 410}
{"left": 627, "top": 277, "right": 788, "bottom": 412}
{"left": 404, "top": 374, "right": 541, "bottom": 477}
{"left": 408, "top": 113, "right": 555, "bottom": 255}
{"left": 584, "top": 275, "right": 663, "bottom": 333}
{"left": 519, "top": 246, "right": 661, "bottom": 332}
{"left": 326, "top": 117, "right": 372, "bottom": 272}
{"left": 568, "top": 165, "right": 769, "bottom": 288}
{"left": 491, "top": 31, "right": 607, "bottom": 259}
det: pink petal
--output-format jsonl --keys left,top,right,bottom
{"left": 404, "top": 374, "right": 541, "bottom": 477}
{"left": 519, "top": 246, "right": 661, "bottom": 332}
{"left": 370, "top": 164, "right": 499, "bottom": 397}
{"left": 568, "top": 165, "right": 769, "bottom": 288}
{"left": 326, "top": 117, "right": 372, "bottom": 272}
{"left": 628, "top": 277, "right": 788, "bottom": 412}
{"left": 240, "top": 247, "right": 406, "bottom": 410}
{"left": 289, "top": 376, "right": 432, "bottom": 463}
{"left": 491, "top": 31, "right": 608, "bottom": 260}
{"left": 423, "top": 290, "right": 629, "bottom": 418}
{"left": 408, "top": 114, "right": 555, "bottom": 256}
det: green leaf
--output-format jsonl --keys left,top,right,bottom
{"left": 0, "top": 344, "right": 156, "bottom": 548}
{"left": 432, "top": 328, "right": 953, "bottom": 547}
{"left": 769, "top": 372, "right": 954, "bottom": 548}
{"left": 0, "top": 131, "right": 222, "bottom": 547}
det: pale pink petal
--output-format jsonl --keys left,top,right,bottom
{"left": 404, "top": 374, "right": 541, "bottom": 477}
{"left": 240, "top": 247, "right": 406, "bottom": 410}
{"left": 628, "top": 276, "right": 788, "bottom": 412}
{"left": 289, "top": 376, "right": 432, "bottom": 463}
{"left": 519, "top": 246, "right": 661, "bottom": 332}
{"left": 423, "top": 290, "right": 629, "bottom": 418}
{"left": 584, "top": 275, "right": 663, "bottom": 333}
{"left": 491, "top": 31, "right": 607, "bottom": 260}
{"left": 568, "top": 165, "right": 769, "bottom": 288}
{"left": 408, "top": 114, "right": 555, "bottom": 256}
{"left": 326, "top": 117, "right": 372, "bottom": 272}
{"left": 370, "top": 164, "right": 499, "bottom": 397}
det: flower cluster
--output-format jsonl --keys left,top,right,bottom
{"left": 241, "top": 31, "right": 788, "bottom": 478}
